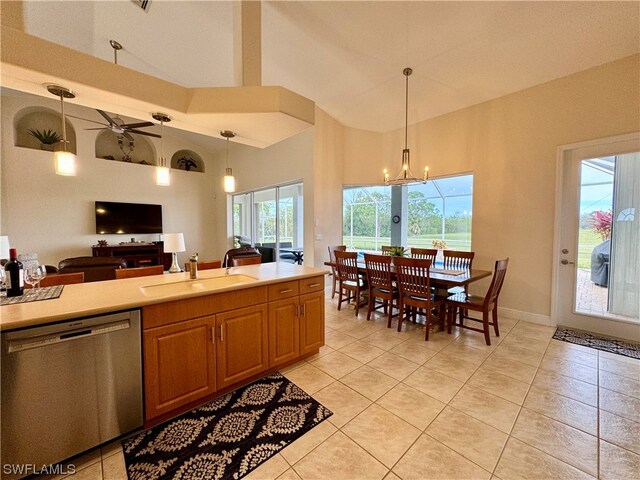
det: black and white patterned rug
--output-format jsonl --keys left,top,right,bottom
{"left": 122, "top": 372, "right": 332, "bottom": 480}
{"left": 553, "top": 327, "right": 640, "bottom": 359}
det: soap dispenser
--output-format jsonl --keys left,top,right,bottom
{"left": 189, "top": 253, "right": 198, "bottom": 279}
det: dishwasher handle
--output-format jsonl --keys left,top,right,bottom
{"left": 6, "top": 320, "right": 131, "bottom": 354}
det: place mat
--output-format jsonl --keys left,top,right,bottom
{"left": 0, "top": 285, "right": 64, "bottom": 306}
{"left": 431, "top": 268, "right": 466, "bottom": 276}
{"left": 553, "top": 327, "right": 640, "bottom": 359}
{"left": 123, "top": 372, "right": 333, "bottom": 480}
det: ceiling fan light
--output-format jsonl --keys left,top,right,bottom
{"left": 155, "top": 166, "right": 170, "bottom": 186}
{"left": 54, "top": 151, "right": 76, "bottom": 176}
{"left": 223, "top": 168, "right": 236, "bottom": 193}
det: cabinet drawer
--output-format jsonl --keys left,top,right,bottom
{"left": 299, "top": 275, "right": 324, "bottom": 295}
{"left": 268, "top": 280, "right": 299, "bottom": 301}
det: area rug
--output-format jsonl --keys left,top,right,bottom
{"left": 553, "top": 327, "right": 640, "bottom": 359}
{"left": 122, "top": 372, "right": 332, "bottom": 480}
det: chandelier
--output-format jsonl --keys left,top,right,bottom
{"left": 383, "top": 67, "right": 429, "bottom": 186}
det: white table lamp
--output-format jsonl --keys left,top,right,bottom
{"left": 162, "top": 233, "right": 185, "bottom": 273}
{"left": 0, "top": 236, "right": 10, "bottom": 260}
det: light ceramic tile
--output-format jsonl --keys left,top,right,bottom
{"left": 509, "top": 322, "right": 555, "bottom": 342}
{"left": 452, "top": 330, "right": 502, "bottom": 351}
{"left": 599, "top": 369, "right": 640, "bottom": 399}
{"left": 599, "top": 351, "right": 640, "bottom": 365}
{"left": 500, "top": 333, "right": 550, "bottom": 353}
{"left": 67, "top": 463, "right": 102, "bottom": 480}
{"left": 440, "top": 342, "right": 492, "bottom": 363}
{"left": 404, "top": 330, "right": 455, "bottom": 351}
{"left": 340, "top": 341, "right": 386, "bottom": 363}
{"left": 338, "top": 321, "right": 386, "bottom": 339}
{"left": 492, "top": 343, "right": 544, "bottom": 367}
{"left": 599, "top": 440, "right": 640, "bottom": 480}
{"left": 283, "top": 364, "right": 335, "bottom": 394}
{"left": 101, "top": 451, "right": 127, "bottom": 480}
{"left": 599, "top": 356, "right": 640, "bottom": 379}
{"left": 279, "top": 419, "right": 337, "bottom": 465}
{"left": 376, "top": 383, "right": 445, "bottom": 430}
{"left": 449, "top": 385, "right": 521, "bottom": 434}
{"left": 523, "top": 386, "right": 597, "bottom": 435}
{"left": 467, "top": 366, "right": 530, "bottom": 405}
{"left": 481, "top": 353, "right": 538, "bottom": 383}
{"left": 280, "top": 360, "right": 309, "bottom": 374}
{"left": 100, "top": 439, "right": 122, "bottom": 459}
{"left": 312, "top": 381, "right": 371, "bottom": 428}
{"left": 366, "top": 352, "right": 420, "bottom": 381}
{"left": 600, "top": 410, "right": 640, "bottom": 454}
{"left": 302, "top": 344, "right": 335, "bottom": 362}
{"left": 531, "top": 369, "right": 598, "bottom": 407}
{"left": 425, "top": 407, "right": 508, "bottom": 472}
{"left": 324, "top": 330, "right": 359, "bottom": 349}
{"left": 342, "top": 404, "right": 421, "bottom": 468}
{"left": 599, "top": 388, "right": 640, "bottom": 421}
{"left": 494, "top": 437, "right": 595, "bottom": 480}
{"left": 511, "top": 408, "right": 598, "bottom": 476}
{"left": 360, "top": 330, "right": 408, "bottom": 351}
{"left": 309, "top": 351, "right": 363, "bottom": 379}
{"left": 403, "top": 366, "right": 464, "bottom": 403}
{"left": 340, "top": 366, "right": 398, "bottom": 401}
{"left": 383, "top": 472, "right": 402, "bottom": 480}
{"left": 389, "top": 340, "right": 438, "bottom": 364}
{"left": 542, "top": 346, "right": 598, "bottom": 368}
{"left": 547, "top": 338, "right": 597, "bottom": 356}
{"left": 277, "top": 469, "right": 302, "bottom": 480}
{"left": 424, "top": 352, "right": 479, "bottom": 382}
{"left": 392, "top": 434, "right": 491, "bottom": 480}
{"left": 539, "top": 357, "right": 598, "bottom": 385}
{"left": 244, "top": 454, "right": 290, "bottom": 480}
{"left": 292, "top": 431, "right": 388, "bottom": 480}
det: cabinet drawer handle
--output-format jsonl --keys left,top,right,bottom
{"left": 279, "top": 289, "right": 293, "bottom": 294}
{"left": 308, "top": 283, "right": 320, "bottom": 288}
{"left": 220, "top": 324, "right": 224, "bottom": 342}
{"left": 300, "top": 304, "right": 305, "bottom": 317}
{"left": 296, "top": 304, "right": 300, "bottom": 317}
{"left": 211, "top": 326, "right": 215, "bottom": 344}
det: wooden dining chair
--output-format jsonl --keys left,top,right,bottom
{"left": 115, "top": 265, "right": 164, "bottom": 279}
{"left": 26, "top": 272, "right": 85, "bottom": 287}
{"left": 443, "top": 250, "right": 475, "bottom": 322}
{"left": 410, "top": 247, "right": 437, "bottom": 262}
{"left": 327, "top": 245, "right": 347, "bottom": 299}
{"left": 184, "top": 260, "right": 222, "bottom": 271}
{"left": 364, "top": 253, "right": 398, "bottom": 327}
{"left": 394, "top": 256, "right": 446, "bottom": 340}
{"left": 446, "top": 258, "right": 509, "bottom": 345}
{"left": 232, "top": 256, "right": 261, "bottom": 266}
{"left": 335, "top": 250, "right": 368, "bottom": 316}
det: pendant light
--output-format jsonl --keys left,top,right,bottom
{"left": 221, "top": 130, "right": 236, "bottom": 193}
{"left": 383, "top": 67, "right": 429, "bottom": 186}
{"left": 152, "top": 113, "right": 171, "bottom": 186}
{"left": 47, "top": 84, "right": 76, "bottom": 176}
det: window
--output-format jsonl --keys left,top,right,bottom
{"left": 342, "top": 174, "right": 473, "bottom": 251}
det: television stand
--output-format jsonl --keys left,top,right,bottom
{"left": 92, "top": 243, "right": 172, "bottom": 270}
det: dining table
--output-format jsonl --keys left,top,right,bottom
{"left": 281, "top": 247, "right": 304, "bottom": 265}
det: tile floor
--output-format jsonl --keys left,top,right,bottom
{"left": 48, "top": 289, "right": 639, "bottom": 479}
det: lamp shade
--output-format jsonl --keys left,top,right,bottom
{"left": 54, "top": 151, "right": 76, "bottom": 176}
{"left": 162, "top": 233, "right": 185, "bottom": 253}
{"left": 0, "top": 236, "right": 10, "bottom": 259}
{"left": 155, "top": 166, "right": 170, "bottom": 186}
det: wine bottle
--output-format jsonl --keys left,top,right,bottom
{"left": 5, "top": 248, "right": 24, "bottom": 297}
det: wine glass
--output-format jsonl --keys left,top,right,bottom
{"left": 25, "top": 264, "right": 47, "bottom": 291}
{"left": 0, "top": 268, "right": 6, "bottom": 297}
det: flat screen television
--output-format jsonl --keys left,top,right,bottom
{"left": 95, "top": 201, "right": 163, "bottom": 234}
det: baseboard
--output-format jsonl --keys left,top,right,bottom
{"left": 498, "top": 307, "right": 554, "bottom": 327}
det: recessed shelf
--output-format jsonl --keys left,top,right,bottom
{"left": 14, "top": 106, "right": 77, "bottom": 154}
{"left": 171, "top": 149, "right": 205, "bottom": 173}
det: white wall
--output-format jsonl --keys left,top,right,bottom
{"left": 0, "top": 93, "right": 222, "bottom": 267}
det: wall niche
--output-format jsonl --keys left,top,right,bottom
{"left": 95, "top": 130, "right": 156, "bottom": 165}
{"left": 14, "top": 107, "right": 77, "bottom": 154}
{"left": 171, "top": 149, "right": 205, "bottom": 173}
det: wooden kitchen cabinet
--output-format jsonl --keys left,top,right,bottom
{"left": 144, "top": 315, "right": 216, "bottom": 419}
{"left": 268, "top": 297, "right": 300, "bottom": 368}
{"left": 299, "top": 290, "right": 325, "bottom": 355}
{"left": 216, "top": 304, "right": 269, "bottom": 389}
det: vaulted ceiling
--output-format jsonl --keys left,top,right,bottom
{"left": 20, "top": 1, "right": 640, "bottom": 133}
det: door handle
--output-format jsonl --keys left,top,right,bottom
{"left": 211, "top": 326, "right": 215, "bottom": 343}
{"left": 560, "top": 259, "right": 575, "bottom": 265}
{"left": 220, "top": 324, "right": 224, "bottom": 342}
{"left": 300, "top": 304, "right": 305, "bottom": 317}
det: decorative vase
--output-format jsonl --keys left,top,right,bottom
{"left": 40, "top": 144, "right": 54, "bottom": 151}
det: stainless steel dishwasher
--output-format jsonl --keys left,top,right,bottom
{"left": 1, "top": 310, "right": 143, "bottom": 474}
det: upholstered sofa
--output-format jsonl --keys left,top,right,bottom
{"left": 57, "top": 256, "right": 127, "bottom": 282}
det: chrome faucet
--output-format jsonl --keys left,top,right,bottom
{"left": 189, "top": 253, "right": 198, "bottom": 279}
{"left": 225, "top": 265, "right": 231, "bottom": 275}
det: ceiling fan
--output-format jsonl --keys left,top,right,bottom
{"left": 66, "top": 109, "right": 161, "bottom": 141}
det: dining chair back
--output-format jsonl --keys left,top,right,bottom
{"left": 335, "top": 250, "right": 367, "bottom": 315}
{"left": 446, "top": 258, "right": 509, "bottom": 345}
{"left": 394, "top": 256, "right": 445, "bottom": 340}
{"left": 184, "top": 260, "right": 222, "bottom": 271}
{"left": 443, "top": 250, "right": 475, "bottom": 270}
{"left": 364, "top": 253, "right": 398, "bottom": 326}
{"left": 27, "top": 272, "right": 85, "bottom": 288}
{"left": 328, "top": 245, "right": 347, "bottom": 299}
{"left": 115, "top": 265, "right": 164, "bottom": 279}
{"left": 410, "top": 247, "right": 437, "bottom": 262}
{"left": 232, "top": 256, "right": 262, "bottom": 266}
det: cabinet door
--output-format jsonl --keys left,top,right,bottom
{"left": 144, "top": 316, "right": 216, "bottom": 420}
{"left": 268, "top": 298, "right": 300, "bottom": 368}
{"left": 216, "top": 304, "right": 269, "bottom": 389}
{"left": 299, "top": 291, "right": 325, "bottom": 355}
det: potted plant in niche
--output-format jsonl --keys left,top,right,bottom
{"left": 28, "top": 128, "right": 61, "bottom": 151}
{"left": 177, "top": 156, "right": 198, "bottom": 171}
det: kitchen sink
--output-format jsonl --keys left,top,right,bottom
{"left": 140, "top": 274, "right": 258, "bottom": 297}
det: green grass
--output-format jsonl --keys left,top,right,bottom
{"left": 343, "top": 234, "right": 471, "bottom": 252}
{"left": 578, "top": 229, "right": 607, "bottom": 269}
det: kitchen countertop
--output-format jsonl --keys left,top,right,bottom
{"left": 0, "top": 263, "right": 327, "bottom": 332}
